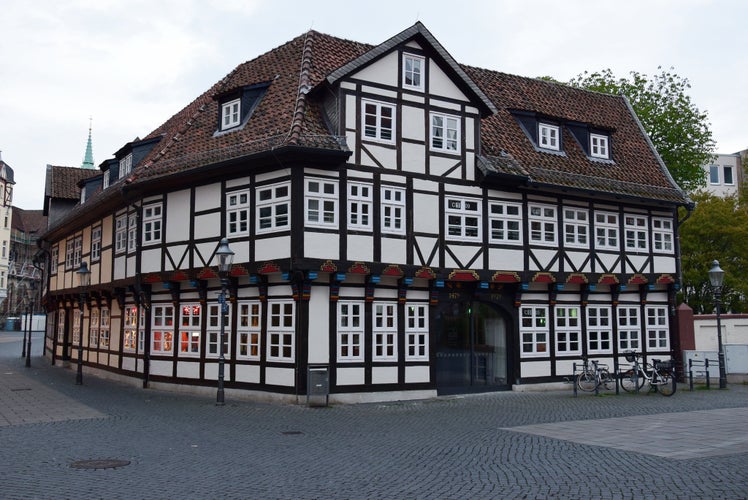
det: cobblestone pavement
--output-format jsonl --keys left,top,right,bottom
{"left": 1, "top": 331, "right": 747, "bottom": 499}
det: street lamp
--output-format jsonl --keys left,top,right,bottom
{"left": 75, "top": 261, "right": 91, "bottom": 386}
{"left": 25, "top": 281, "right": 35, "bottom": 368}
{"left": 708, "top": 260, "right": 728, "bottom": 389}
{"left": 21, "top": 287, "right": 29, "bottom": 359}
{"left": 215, "top": 238, "right": 234, "bottom": 406}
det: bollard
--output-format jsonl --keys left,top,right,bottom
{"left": 689, "top": 358, "right": 694, "bottom": 391}
{"left": 705, "top": 359, "right": 710, "bottom": 390}
{"left": 593, "top": 360, "right": 599, "bottom": 396}
{"left": 572, "top": 362, "right": 577, "bottom": 397}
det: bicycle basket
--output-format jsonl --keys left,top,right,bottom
{"left": 624, "top": 352, "right": 637, "bottom": 363}
{"left": 655, "top": 360, "right": 673, "bottom": 371}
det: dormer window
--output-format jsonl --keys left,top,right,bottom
{"left": 590, "top": 133, "right": 609, "bottom": 159}
{"left": 119, "top": 153, "right": 132, "bottom": 179}
{"left": 103, "top": 170, "right": 110, "bottom": 189}
{"left": 221, "top": 99, "right": 241, "bottom": 130}
{"left": 538, "top": 123, "right": 560, "bottom": 151}
{"left": 403, "top": 54, "right": 425, "bottom": 91}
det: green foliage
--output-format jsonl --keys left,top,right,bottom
{"left": 678, "top": 192, "right": 748, "bottom": 313}
{"left": 568, "top": 68, "right": 716, "bottom": 193}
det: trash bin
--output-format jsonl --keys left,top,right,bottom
{"left": 5, "top": 317, "right": 20, "bottom": 331}
{"left": 307, "top": 365, "right": 329, "bottom": 407}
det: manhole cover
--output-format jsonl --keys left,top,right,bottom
{"left": 70, "top": 459, "right": 130, "bottom": 470}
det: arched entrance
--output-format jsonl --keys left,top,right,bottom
{"left": 435, "top": 298, "right": 512, "bottom": 394}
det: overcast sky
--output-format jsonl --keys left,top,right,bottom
{"left": 2, "top": 0, "right": 746, "bottom": 210}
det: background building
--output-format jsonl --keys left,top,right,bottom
{"left": 0, "top": 153, "right": 14, "bottom": 315}
{"left": 703, "top": 153, "right": 743, "bottom": 197}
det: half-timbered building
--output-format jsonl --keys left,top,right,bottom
{"left": 39, "top": 23, "right": 691, "bottom": 402}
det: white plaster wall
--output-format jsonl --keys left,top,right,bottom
{"left": 150, "top": 360, "right": 173, "bottom": 377}
{"left": 413, "top": 193, "right": 439, "bottom": 233}
{"left": 166, "top": 190, "right": 191, "bottom": 243}
{"left": 653, "top": 255, "right": 677, "bottom": 273}
{"left": 521, "top": 360, "right": 551, "bottom": 378}
{"left": 235, "top": 364, "right": 261, "bottom": 383}
{"left": 266, "top": 366, "right": 295, "bottom": 387}
{"left": 255, "top": 236, "right": 290, "bottom": 261}
{"left": 177, "top": 362, "right": 200, "bottom": 379}
{"left": 488, "top": 248, "right": 524, "bottom": 270}
{"left": 528, "top": 249, "right": 559, "bottom": 271}
{"left": 350, "top": 51, "right": 399, "bottom": 87}
{"left": 336, "top": 367, "right": 365, "bottom": 385}
{"left": 346, "top": 234, "right": 374, "bottom": 262}
{"left": 305, "top": 232, "right": 339, "bottom": 260}
{"left": 429, "top": 63, "right": 468, "bottom": 101}
{"left": 372, "top": 366, "right": 398, "bottom": 384}
{"left": 194, "top": 183, "right": 220, "bottom": 212}
{"left": 381, "top": 238, "right": 407, "bottom": 265}
{"left": 405, "top": 365, "right": 430, "bottom": 383}
{"left": 141, "top": 248, "right": 161, "bottom": 273}
{"left": 194, "top": 213, "right": 221, "bottom": 242}
{"left": 402, "top": 143, "right": 425, "bottom": 174}
{"left": 307, "top": 286, "right": 330, "bottom": 364}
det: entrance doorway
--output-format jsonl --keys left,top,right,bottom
{"left": 435, "top": 300, "right": 510, "bottom": 394}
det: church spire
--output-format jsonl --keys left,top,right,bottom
{"left": 81, "top": 117, "right": 95, "bottom": 169}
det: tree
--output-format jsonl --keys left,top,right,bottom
{"left": 568, "top": 68, "right": 716, "bottom": 193}
{"left": 678, "top": 192, "right": 748, "bottom": 313}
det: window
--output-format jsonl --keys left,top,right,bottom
{"left": 521, "top": 306, "right": 548, "bottom": 356}
{"left": 237, "top": 301, "right": 261, "bottom": 359}
{"left": 406, "top": 304, "right": 429, "bottom": 360}
{"left": 142, "top": 204, "right": 162, "bottom": 245}
{"left": 103, "top": 170, "right": 110, "bottom": 189}
{"left": 348, "top": 182, "right": 372, "bottom": 231}
{"left": 624, "top": 214, "right": 648, "bottom": 252}
{"left": 555, "top": 305, "right": 581, "bottom": 355}
{"left": 91, "top": 226, "right": 102, "bottom": 262}
{"left": 431, "top": 113, "right": 459, "bottom": 152}
{"left": 222, "top": 98, "right": 241, "bottom": 129}
{"left": 179, "top": 304, "right": 202, "bottom": 356}
{"left": 268, "top": 301, "right": 294, "bottom": 361}
{"left": 115, "top": 215, "right": 127, "bottom": 253}
{"left": 446, "top": 198, "right": 481, "bottom": 241}
{"left": 89, "top": 308, "right": 100, "bottom": 347}
{"left": 227, "top": 190, "right": 250, "bottom": 236}
{"left": 151, "top": 305, "right": 174, "bottom": 354}
{"left": 652, "top": 217, "right": 673, "bottom": 252}
{"left": 119, "top": 153, "right": 132, "bottom": 179}
{"left": 50, "top": 245, "right": 59, "bottom": 275}
{"left": 617, "top": 306, "right": 640, "bottom": 352}
{"left": 65, "top": 236, "right": 82, "bottom": 269}
{"left": 529, "top": 204, "right": 557, "bottom": 246}
{"left": 373, "top": 302, "right": 397, "bottom": 361}
{"left": 709, "top": 165, "right": 719, "bottom": 184}
{"left": 72, "top": 308, "right": 81, "bottom": 345}
{"left": 403, "top": 53, "right": 424, "bottom": 90}
{"left": 563, "top": 208, "right": 588, "bottom": 248}
{"left": 646, "top": 306, "right": 670, "bottom": 351}
{"left": 124, "top": 306, "right": 145, "bottom": 352}
{"left": 587, "top": 306, "right": 612, "bottom": 354}
{"left": 538, "top": 123, "right": 560, "bottom": 151}
{"left": 489, "top": 202, "right": 522, "bottom": 244}
{"left": 305, "top": 179, "right": 337, "bottom": 228}
{"left": 338, "top": 301, "right": 364, "bottom": 362}
{"left": 57, "top": 309, "right": 65, "bottom": 342}
{"left": 207, "top": 303, "right": 231, "bottom": 357}
{"left": 100, "top": 308, "right": 110, "bottom": 348}
{"left": 590, "top": 134, "right": 609, "bottom": 159}
{"left": 363, "top": 100, "right": 394, "bottom": 142}
{"left": 381, "top": 186, "right": 406, "bottom": 235}
{"left": 127, "top": 213, "right": 137, "bottom": 253}
{"left": 257, "top": 182, "right": 290, "bottom": 233}
{"left": 724, "top": 165, "right": 734, "bottom": 185}
{"left": 594, "top": 212, "right": 618, "bottom": 250}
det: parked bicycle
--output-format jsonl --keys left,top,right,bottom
{"left": 576, "top": 356, "right": 613, "bottom": 392}
{"left": 619, "top": 351, "right": 677, "bottom": 396}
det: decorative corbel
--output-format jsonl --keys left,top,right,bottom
{"left": 639, "top": 284, "right": 649, "bottom": 305}
{"left": 581, "top": 284, "right": 591, "bottom": 307}
{"left": 514, "top": 283, "right": 528, "bottom": 308}
{"left": 168, "top": 282, "right": 181, "bottom": 306}
{"left": 365, "top": 275, "right": 379, "bottom": 303}
{"left": 114, "top": 287, "right": 127, "bottom": 310}
{"left": 611, "top": 284, "right": 621, "bottom": 306}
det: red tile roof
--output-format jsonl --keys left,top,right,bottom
{"left": 44, "top": 165, "right": 99, "bottom": 200}
{"left": 11, "top": 207, "right": 46, "bottom": 233}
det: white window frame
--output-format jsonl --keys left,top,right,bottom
{"left": 554, "top": 305, "right": 581, "bottom": 356}
{"left": 381, "top": 186, "right": 406, "bottom": 235}
{"left": 151, "top": 305, "right": 174, "bottom": 355}
{"left": 65, "top": 238, "right": 75, "bottom": 269}
{"left": 563, "top": 207, "right": 589, "bottom": 248}
{"left": 73, "top": 308, "right": 81, "bottom": 345}
{"left": 237, "top": 301, "right": 261, "bottom": 359}
{"left": 179, "top": 303, "right": 202, "bottom": 357}
{"left": 127, "top": 213, "right": 137, "bottom": 253}
{"left": 445, "top": 197, "right": 481, "bottom": 241}
{"left": 594, "top": 211, "right": 618, "bottom": 250}
{"left": 227, "top": 190, "right": 250, "bottom": 236}
{"left": 362, "top": 100, "right": 395, "bottom": 143}
{"left": 403, "top": 53, "right": 425, "bottom": 91}
{"left": 348, "top": 182, "right": 372, "bottom": 231}
{"left": 115, "top": 215, "right": 127, "bottom": 254}
{"left": 89, "top": 307, "right": 100, "bottom": 348}
{"left": 267, "top": 301, "right": 295, "bottom": 362}
{"left": 305, "top": 178, "right": 338, "bottom": 228}
{"left": 538, "top": 123, "right": 560, "bottom": 151}
{"left": 50, "top": 245, "right": 58, "bottom": 276}
{"left": 590, "top": 133, "right": 609, "bottom": 159}
{"left": 57, "top": 309, "right": 65, "bottom": 342}
{"left": 99, "top": 307, "right": 110, "bottom": 348}
{"left": 373, "top": 302, "right": 397, "bottom": 362}
{"left": 430, "top": 112, "right": 460, "bottom": 152}
{"left": 142, "top": 203, "right": 163, "bottom": 245}
{"left": 521, "top": 306, "right": 548, "bottom": 357}
{"left": 103, "top": 170, "right": 110, "bottom": 189}
{"left": 652, "top": 217, "right": 673, "bottom": 252}
{"left": 586, "top": 306, "right": 612, "bottom": 354}
{"left": 405, "top": 303, "right": 429, "bottom": 361}
{"left": 528, "top": 204, "right": 557, "bottom": 246}
{"left": 646, "top": 306, "right": 670, "bottom": 351}
{"left": 257, "top": 182, "right": 290, "bottom": 234}
{"left": 91, "top": 225, "right": 102, "bottom": 262}
{"left": 724, "top": 165, "right": 734, "bottom": 185}
{"left": 222, "top": 98, "right": 241, "bottom": 130}
{"left": 617, "top": 305, "right": 640, "bottom": 352}
{"left": 123, "top": 305, "right": 144, "bottom": 352}
{"left": 207, "top": 303, "right": 231, "bottom": 358}
{"left": 624, "top": 214, "right": 648, "bottom": 252}
{"left": 489, "top": 201, "right": 522, "bottom": 245}
{"left": 337, "top": 301, "right": 364, "bottom": 362}
{"left": 119, "top": 153, "right": 132, "bottom": 179}
{"left": 709, "top": 165, "right": 720, "bottom": 184}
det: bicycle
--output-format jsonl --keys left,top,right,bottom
{"left": 576, "top": 356, "right": 613, "bottom": 392}
{"left": 619, "top": 351, "right": 677, "bottom": 396}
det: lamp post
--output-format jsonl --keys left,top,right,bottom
{"left": 215, "top": 238, "right": 234, "bottom": 406}
{"left": 75, "top": 261, "right": 91, "bottom": 386}
{"left": 25, "top": 281, "right": 35, "bottom": 368}
{"left": 708, "top": 260, "right": 728, "bottom": 389}
{"left": 21, "top": 288, "right": 29, "bottom": 358}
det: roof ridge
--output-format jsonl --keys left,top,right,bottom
{"left": 287, "top": 30, "right": 315, "bottom": 145}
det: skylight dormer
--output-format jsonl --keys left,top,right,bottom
{"left": 214, "top": 82, "right": 270, "bottom": 135}
{"left": 538, "top": 122, "right": 560, "bottom": 151}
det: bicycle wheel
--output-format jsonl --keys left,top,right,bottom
{"left": 576, "top": 371, "right": 597, "bottom": 392}
{"left": 655, "top": 370, "right": 676, "bottom": 396}
{"left": 599, "top": 368, "right": 613, "bottom": 390}
{"left": 620, "top": 369, "right": 645, "bottom": 393}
